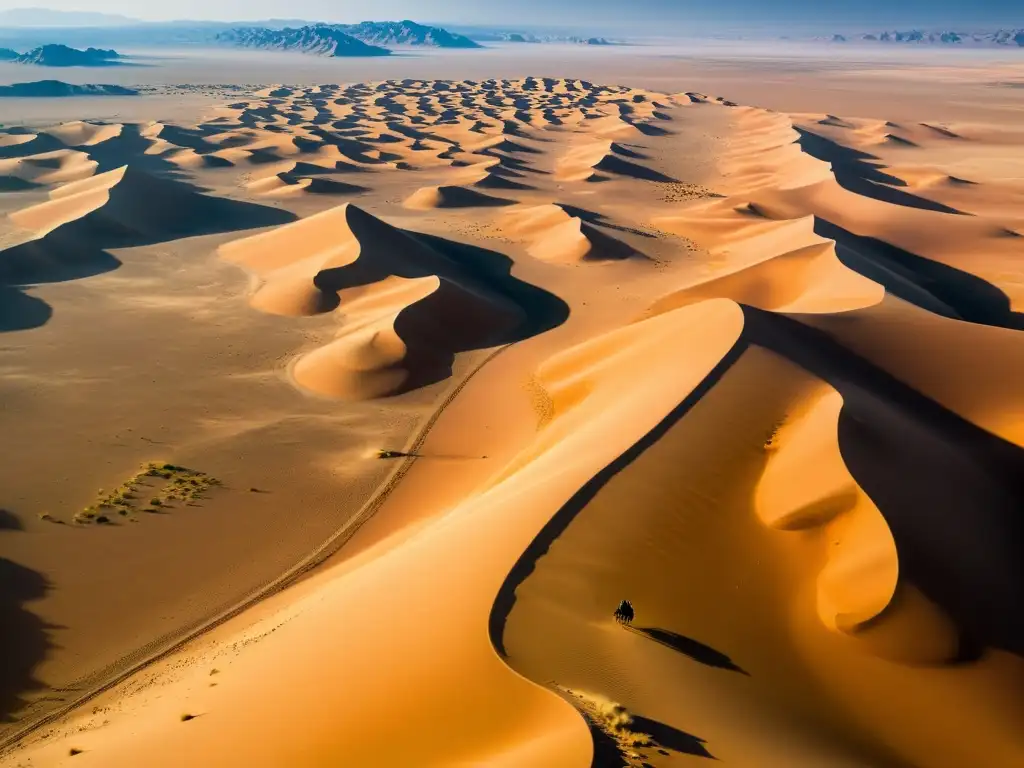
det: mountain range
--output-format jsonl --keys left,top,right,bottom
{"left": 0, "top": 43, "right": 122, "bottom": 66}
{"left": 338, "top": 21, "right": 480, "bottom": 48}
{"left": 480, "top": 32, "right": 615, "bottom": 45}
{"left": 216, "top": 21, "right": 482, "bottom": 56}
{"left": 216, "top": 25, "right": 392, "bottom": 57}
{"left": 0, "top": 80, "right": 137, "bottom": 96}
{"left": 834, "top": 29, "right": 1024, "bottom": 45}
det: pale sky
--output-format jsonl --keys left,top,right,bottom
{"left": 0, "top": 1, "right": 1021, "bottom": 29}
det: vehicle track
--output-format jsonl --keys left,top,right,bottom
{"left": 0, "top": 343, "right": 512, "bottom": 757}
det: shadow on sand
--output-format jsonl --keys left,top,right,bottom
{"left": 314, "top": 227, "right": 569, "bottom": 396}
{"left": 0, "top": 513, "right": 55, "bottom": 724}
{"left": 489, "top": 341, "right": 747, "bottom": 656}
{"left": 630, "top": 626, "right": 749, "bottom": 675}
{"left": 816, "top": 218, "right": 1024, "bottom": 331}
{"left": 795, "top": 128, "right": 967, "bottom": 216}
{"left": 588, "top": 711, "right": 715, "bottom": 767}
{"left": 0, "top": 132, "right": 297, "bottom": 332}
{"left": 741, "top": 306, "right": 1024, "bottom": 657}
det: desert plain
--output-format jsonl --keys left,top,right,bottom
{"left": 0, "top": 41, "right": 1023, "bottom": 768}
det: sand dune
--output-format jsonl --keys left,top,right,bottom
{"left": 220, "top": 203, "right": 538, "bottom": 398}
{"left": 0, "top": 148, "right": 96, "bottom": 188}
{"left": 501, "top": 203, "right": 642, "bottom": 263}
{"left": 403, "top": 184, "right": 514, "bottom": 210}
{"left": 3, "top": 73, "right": 1023, "bottom": 768}
{"left": 556, "top": 138, "right": 676, "bottom": 182}
{"left": 8, "top": 164, "right": 292, "bottom": 242}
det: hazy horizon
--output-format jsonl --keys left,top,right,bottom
{"left": 0, "top": 1, "right": 1022, "bottom": 34}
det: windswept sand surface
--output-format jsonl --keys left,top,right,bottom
{"left": 1, "top": 69, "right": 1023, "bottom": 768}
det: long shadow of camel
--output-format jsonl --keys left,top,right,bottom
{"left": 629, "top": 626, "right": 749, "bottom": 675}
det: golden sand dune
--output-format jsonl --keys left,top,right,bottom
{"left": 245, "top": 171, "right": 366, "bottom": 197}
{"left": 2, "top": 75, "right": 1024, "bottom": 768}
{"left": 220, "top": 203, "right": 540, "bottom": 399}
{"left": 403, "top": 183, "right": 515, "bottom": 210}
{"left": 8, "top": 164, "right": 293, "bottom": 242}
{"left": 0, "top": 149, "right": 97, "bottom": 189}
{"left": 556, "top": 138, "right": 676, "bottom": 182}
{"left": 41, "top": 121, "right": 123, "bottom": 148}
{"left": 500, "top": 203, "right": 642, "bottom": 263}
{"left": 0, "top": 164, "right": 293, "bottom": 296}
{"left": 651, "top": 204, "right": 882, "bottom": 313}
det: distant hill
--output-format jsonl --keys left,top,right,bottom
{"left": 216, "top": 25, "right": 392, "bottom": 57}
{"left": 0, "top": 48, "right": 20, "bottom": 60}
{"left": 339, "top": 20, "right": 480, "bottom": 48}
{"left": 13, "top": 44, "right": 121, "bottom": 66}
{"left": 470, "top": 31, "right": 615, "bottom": 45}
{"left": 0, "top": 8, "right": 138, "bottom": 26}
{"left": 847, "top": 29, "right": 1024, "bottom": 46}
{"left": 0, "top": 80, "right": 137, "bottom": 97}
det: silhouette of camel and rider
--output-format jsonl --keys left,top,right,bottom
{"left": 613, "top": 599, "right": 634, "bottom": 625}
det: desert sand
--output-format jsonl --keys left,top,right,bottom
{"left": 0, "top": 43, "right": 1022, "bottom": 768}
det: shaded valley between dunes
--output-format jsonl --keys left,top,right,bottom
{"left": 0, "top": 74, "right": 1022, "bottom": 768}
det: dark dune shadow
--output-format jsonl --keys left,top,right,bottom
{"left": 0, "top": 511, "right": 22, "bottom": 531}
{"left": 630, "top": 122, "right": 673, "bottom": 137}
{"left": 0, "top": 286, "right": 52, "bottom": 333}
{"left": 299, "top": 177, "right": 369, "bottom": 195}
{"left": 630, "top": 715, "right": 715, "bottom": 760}
{"left": 558, "top": 204, "right": 658, "bottom": 239}
{"left": 0, "top": 136, "right": 295, "bottom": 330}
{"left": 816, "top": 218, "right": 1024, "bottom": 331}
{"left": 631, "top": 627, "right": 749, "bottom": 675}
{"left": 413, "top": 233, "right": 570, "bottom": 338}
{"left": 0, "top": 177, "right": 39, "bottom": 192}
{"left": 311, "top": 224, "right": 569, "bottom": 396}
{"left": 490, "top": 341, "right": 747, "bottom": 655}
{"left": 594, "top": 155, "right": 677, "bottom": 183}
{"left": 587, "top": 716, "right": 629, "bottom": 768}
{"left": 6, "top": 166, "right": 296, "bottom": 254}
{"left": 0, "top": 238, "right": 121, "bottom": 286}
{"left": 0, "top": 133, "right": 65, "bottom": 160}
{"left": 741, "top": 306, "right": 1024, "bottom": 657}
{"left": 579, "top": 704, "right": 715, "bottom": 766}
{"left": 796, "top": 129, "right": 966, "bottom": 215}
{"left": 608, "top": 143, "right": 649, "bottom": 160}
{"left": 579, "top": 223, "right": 649, "bottom": 262}
{"left": 418, "top": 186, "right": 515, "bottom": 209}
{"left": 473, "top": 174, "right": 536, "bottom": 192}
{"left": 0, "top": 521, "right": 54, "bottom": 723}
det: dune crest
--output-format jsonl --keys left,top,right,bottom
{"left": 403, "top": 184, "right": 514, "bottom": 210}
{"left": 221, "top": 203, "right": 527, "bottom": 399}
{"left": 500, "top": 204, "right": 641, "bottom": 263}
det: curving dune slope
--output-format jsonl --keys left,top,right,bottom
{"left": 221, "top": 203, "right": 528, "bottom": 399}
